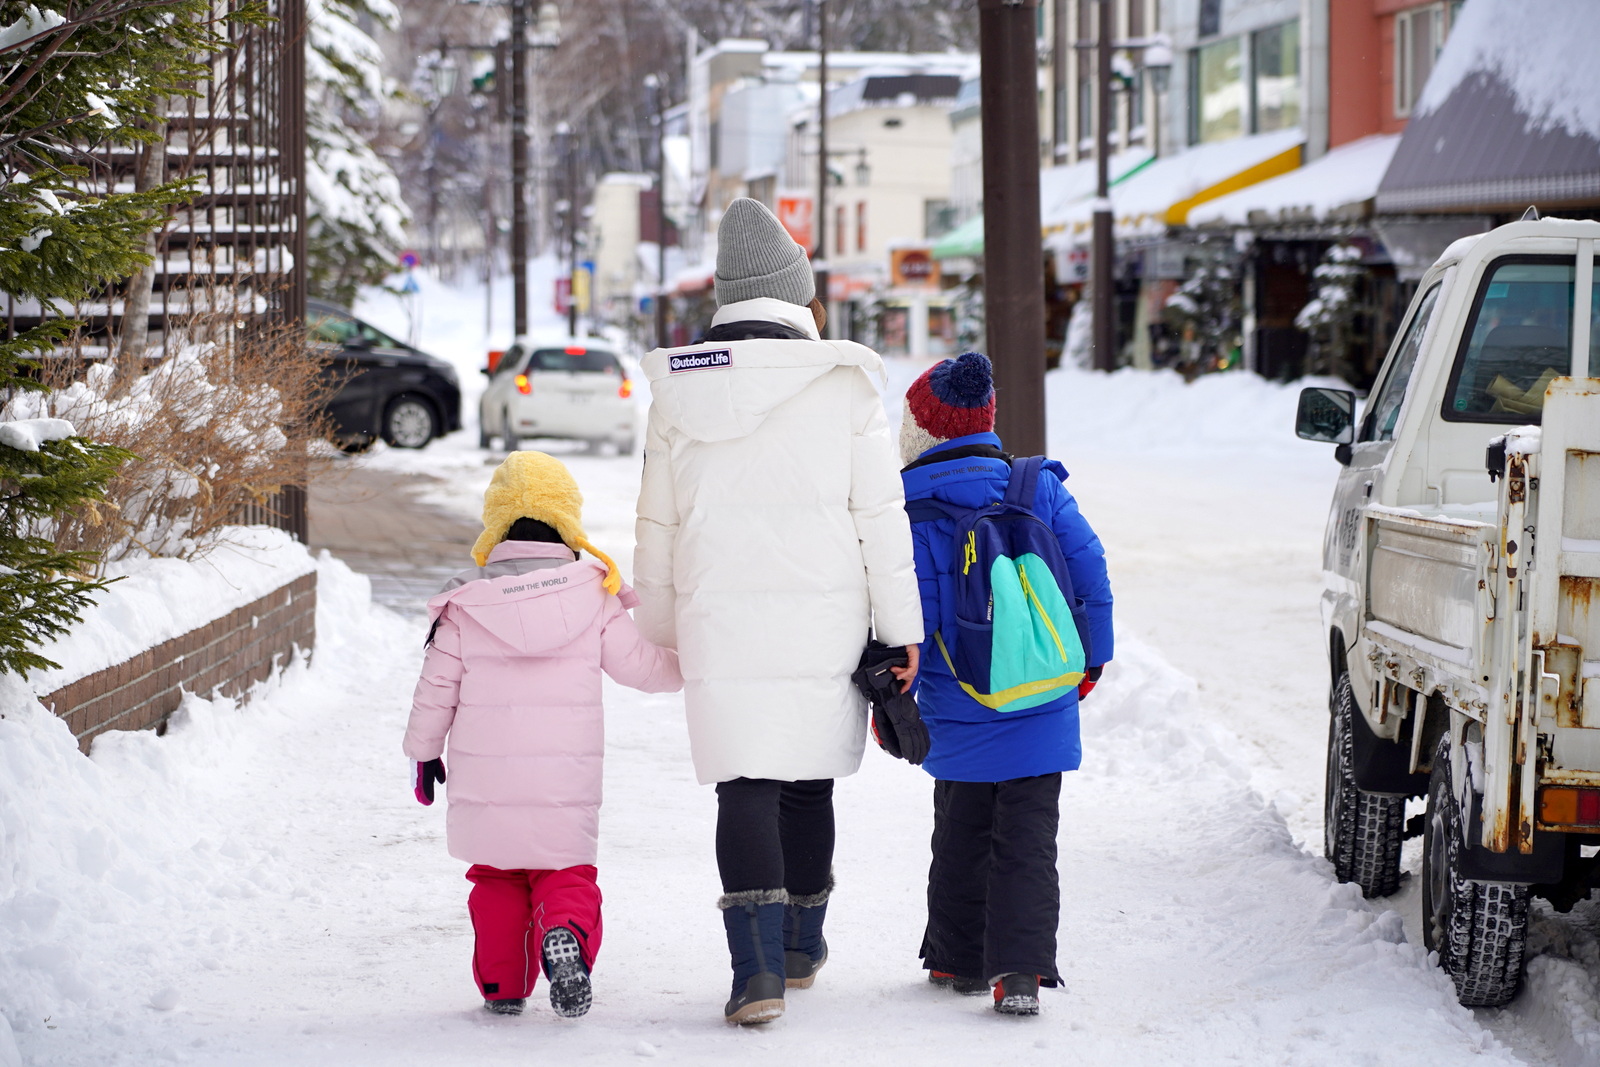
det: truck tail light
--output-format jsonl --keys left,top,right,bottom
{"left": 618, "top": 378, "right": 632, "bottom": 399}
{"left": 515, "top": 373, "right": 532, "bottom": 395}
{"left": 1539, "top": 786, "right": 1600, "bottom": 826}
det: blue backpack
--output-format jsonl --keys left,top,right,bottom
{"left": 906, "top": 456, "right": 1090, "bottom": 713}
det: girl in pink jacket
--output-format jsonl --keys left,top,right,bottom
{"left": 404, "top": 452, "right": 682, "bottom": 1018}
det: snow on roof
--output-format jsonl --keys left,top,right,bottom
{"left": 1417, "top": 0, "right": 1600, "bottom": 142}
{"left": 1049, "top": 128, "right": 1303, "bottom": 246}
{"left": 1188, "top": 134, "right": 1399, "bottom": 227}
{"left": 705, "top": 39, "right": 770, "bottom": 56}
{"left": 1040, "top": 149, "right": 1153, "bottom": 228}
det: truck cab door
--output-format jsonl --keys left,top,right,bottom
{"left": 1328, "top": 283, "right": 1446, "bottom": 675}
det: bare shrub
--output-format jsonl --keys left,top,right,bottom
{"left": 5, "top": 312, "right": 337, "bottom": 566}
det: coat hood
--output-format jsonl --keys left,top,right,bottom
{"left": 642, "top": 298, "right": 886, "bottom": 443}
{"left": 425, "top": 542, "right": 636, "bottom": 657}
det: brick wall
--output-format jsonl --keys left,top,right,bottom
{"left": 41, "top": 572, "right": 317, "bottom": 752}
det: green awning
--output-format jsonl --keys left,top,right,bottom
{"left": 931, "top": 213, "right": 984, "bottom": 260}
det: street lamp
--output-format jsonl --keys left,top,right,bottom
{"left": 426, "top": 50, "right": 460, "bottom": 266}
{"left": 555, "top": 120, "right": 579, "bottom": 337}
{"left": 509, "top": 0, "right": 560, "bottom": 338}
{"left": 432, "top": 52, "right": 459, "bottom": 99}
{"left": 644, "top": 73, "right": 669, "bottom": 349}
{"left": 1082, "top": 9, "right": 1171, "bottom": 372}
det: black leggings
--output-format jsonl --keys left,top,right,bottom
{"left": 715, "top": 778, "right": 834, "bottom": 897}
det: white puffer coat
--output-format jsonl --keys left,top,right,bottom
{"left": 634, "top": 298, "right": 923, "bottom": 784}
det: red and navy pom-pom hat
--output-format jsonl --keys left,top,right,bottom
{"left": 899, "top": 351, "right": 997, "bottom": 463}
{"left": 906, "top": 352, "right": 995, "bottom": 437}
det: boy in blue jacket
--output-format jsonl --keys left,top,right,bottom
{"left": 898, "top": 352, "right": 1113, "bottom": 1016}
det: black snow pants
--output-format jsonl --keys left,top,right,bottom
{"left": 715, "top": 777, "right": 834, "bottom": 897}
{"left": 920, "top": 773, "right": 1062, "bottom": 986}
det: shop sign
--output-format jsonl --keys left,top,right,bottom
{"left": 890, "top": 247, "right": 939, "bottom": 288}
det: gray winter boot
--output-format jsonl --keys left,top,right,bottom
{"left": 720, "top": 889, "right": 787, "bottom": 1024}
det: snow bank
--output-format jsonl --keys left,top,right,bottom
{"left": 27, "top": 526, "right": 318, "bottom": 694}
{"left": 0, "top": 552, "right": 399, "bottom": 1049}
{"left": 1045, "top": 364, "right": 1343, "bottom": 459}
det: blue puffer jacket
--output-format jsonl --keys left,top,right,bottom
{"left": 902, "top": 433, "right": 1113, "bottom": 782}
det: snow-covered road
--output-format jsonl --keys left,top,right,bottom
{"left": 5, "top": 276, "right": 1598, "bottom": 1064}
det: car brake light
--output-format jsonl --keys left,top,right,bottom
{"left": 618, "top": 378, "right": 633, "bottom": 399}
{"left": 515, "top": 373, "right": 532, "bottom": 395}
{"left": 1539, "top": 786, "right": 1600, "bottom": 826}
{"left": 565, "top": 346, "right": 587, "bottom": 356}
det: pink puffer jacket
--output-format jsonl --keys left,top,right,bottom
{"left": 403, "top": 541, "right": 682, "bottom": 870}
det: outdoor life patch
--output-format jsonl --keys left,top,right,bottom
{"left": 668, "top": 349, "right": 733, "bottom": 373}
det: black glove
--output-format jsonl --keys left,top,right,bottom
{"left": 852, "top": 641, "right": 930, "bottom": 765}
{"left": 413, "top": 758, "right": 446, "bottom": 805}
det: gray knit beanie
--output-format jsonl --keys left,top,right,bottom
{"left": 714, "top": 197, "right": 816, "bottom": 307}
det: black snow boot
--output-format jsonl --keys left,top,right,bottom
{"left": 929, "top": 971, "right": 988, "bottom": 996}
{"left": 720, "top": 891, "right": 787, "bottom": 1025}
{"left": 783, "top": 879, "right": 831, "bottom": 989}
{"left": 541, "top": 926, "right": 592, "bottom": 1019}
{"left": 993, "top": 973, "right": 1041, "bottom": 1016}
{"left": 483, "top": 997, "right": 526, "bottom": 1016}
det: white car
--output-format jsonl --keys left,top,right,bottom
{"left": 479, "top": 338, "right": 638, "bottom": 453}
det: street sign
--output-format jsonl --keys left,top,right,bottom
{"left": 573, "top": 263, "right": 592, "bottom": 313}
{"left": 400, "top": 250, "right": 420, "bottom": 269}
{"left": 777, "top": 195, "right": 814, "bottom": 252}
{"left": 554, "top": 277, "right": 572, "bottom": 313}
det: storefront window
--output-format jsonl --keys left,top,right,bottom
{"left": 1191, "top": 37, "right": 1244, "bottom": 144}
{"left": 1078, "top": 75, "right": 1093, "bottom": 146}
{"left": 1252, "top": 21, "right": 1299, "bottom": 132}
{"left": 1396, "top": 4, "right": 1449, "bottom": 117}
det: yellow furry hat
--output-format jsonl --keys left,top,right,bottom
{"left": 471, "top": 450, "right": 622, "bottom": 595}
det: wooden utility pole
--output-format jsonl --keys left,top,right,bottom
{"left": 1091, "top": 0, "right": 1115, "bottom": 372}
{"left": 978, "top": 0, "right": 1047, "bottom": 456}
{"left": 510, "top": 0, "right": 530, "bottom": 337}
{"left": 814, "top": 0, "right": 829, "bottom": 336}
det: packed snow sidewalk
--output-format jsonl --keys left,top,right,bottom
{"left": 0, "top": 559, "right": 1520, "bottom": 1066}
{"left": 12, "top": 361, "right": 1599, "bottom": 1065}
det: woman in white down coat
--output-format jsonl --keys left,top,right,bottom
{"left": 634, "top": 198, "right": 922, "bottom": 1024}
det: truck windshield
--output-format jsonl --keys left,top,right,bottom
{"left": 1444, "top": 258, "right": 1574, "bottom": 424}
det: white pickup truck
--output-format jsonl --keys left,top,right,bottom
{"left": 1295, "top": 216, "right": 1600, "bottom": 1008}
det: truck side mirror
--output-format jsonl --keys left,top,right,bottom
{"left": 1296, "top": 387, "right": 1356, "bottom": 447}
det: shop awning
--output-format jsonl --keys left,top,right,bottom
{"left": 1376, "top": 2, "right": 1600, "bottom": 214}
{"left": 930, "top": 149, "right": 1152, "bottom": 260}
{"left": 931, "top": 213, "right": 984, "bottom": 259}
{"left": 1048, "top": 128, "right": 1304, "bottom": 248}
{"left": 1188, "top": 134, "right": 1400, "bottom": 227}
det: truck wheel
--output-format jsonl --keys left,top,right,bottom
{"left": 1324, "top": 671, "right": 1405, "bottom": 897}
{"left": 1422, "top": 737, "right": 1528, "bottom": 1007}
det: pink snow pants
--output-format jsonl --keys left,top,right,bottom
{"left": 466, "top": 864, "right": 603, "bottom": 1000}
